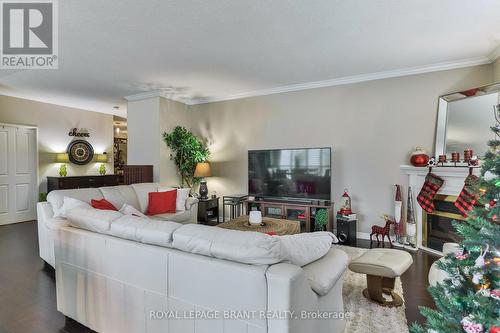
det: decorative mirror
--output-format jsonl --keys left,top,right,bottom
{"left": 67, "top": 139, "right": 94, "bottom": 165}
{"left": 435, "top": 82, "right": 500, "bottom": 159}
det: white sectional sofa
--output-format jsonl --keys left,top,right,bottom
{"left": 54, "top": 218, "right": 348, "bottom": 333}
{"left": 37, "top": 183, "right": 199, "bottom": 267}
{"left": 38, "top": 183, "right": 349, "bottom": 333}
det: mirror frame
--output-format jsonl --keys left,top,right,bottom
{"left": 435, "top": 81, "right": 500, "bottom": 157}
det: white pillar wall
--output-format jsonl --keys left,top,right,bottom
{"left": 126, "top": 97, "right": 162, "bottom": 182}
{"left": 126, "top": 95, "right": 197, "bottom": 186}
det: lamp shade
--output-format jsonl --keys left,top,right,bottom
{"left": 96, "top": 153, "right": 108, "bottom": 163}
{"left": 55, "top": 153, "right": 69, "bottom": 163}
{"left": 194, "top": 162, "right": 211, "bottom": 177}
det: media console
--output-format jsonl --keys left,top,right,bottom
{"left": 244, "top": 198, "right": 334, "bottom": 233}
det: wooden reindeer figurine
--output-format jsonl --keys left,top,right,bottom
{"left": 370, "top": 215, "right": 394, "bottom": 248}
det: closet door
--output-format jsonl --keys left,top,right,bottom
{"left": 0, "top": 125, "right": 37, "bottom": 224}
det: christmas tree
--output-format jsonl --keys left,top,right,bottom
{"left": 411, "top": 106, "right": 500, "bottom": 333}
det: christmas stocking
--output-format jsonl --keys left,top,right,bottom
{"left": 417, "top": 173, "right": 444, "bottom": 213}
{"left": 454, "top": 174, "right": 480, "bottom": 217}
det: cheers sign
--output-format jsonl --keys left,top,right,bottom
{"left": 68, "top": 128, "right": 90, "bottom": 138}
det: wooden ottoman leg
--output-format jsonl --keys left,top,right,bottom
{"left": 362, "top": 274, "right": 404, "bottom": 307}
{"left": 363, "top": 275, "right": 385, "bottom": 303}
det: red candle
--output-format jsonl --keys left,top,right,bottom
{"left": 464, "top": 149, "right": 473, "bottom": 162}
{"left": 451, "top": 152, "right": 460, "bottom": 162}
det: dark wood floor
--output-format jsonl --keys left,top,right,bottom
{"left": 0, "top": 221, "right": 437, "bottom": 333}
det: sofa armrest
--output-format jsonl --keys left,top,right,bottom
{"left": 185, "top": 197, "right": 199, "bottom": 223}
{"left": 266, "top": 263, "right": 320, "bottom": 333}
{"left": 186, "top": 197, "right": 199, "bottom": 210}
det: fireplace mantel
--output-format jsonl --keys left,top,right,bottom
{"left": 400, "top": 165, "right": 480, "bottom": 252}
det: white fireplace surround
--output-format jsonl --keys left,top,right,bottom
{"left": 400, "top": 165, "right": 480, "bottom": 253}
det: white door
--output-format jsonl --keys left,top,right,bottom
{"left": 0, "top": 125, "right": 37, "bottom": 224}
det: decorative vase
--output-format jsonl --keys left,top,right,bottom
{"left": 410, "top": 147, "right": 429, "bottom": 167}
{"left": 99, "top": 163, "right": 106, "bottom": 175}
{"left": 59, "top": 164, "right": 67, "bottom": 177}
{"left": 249, "top": 211, "right": 262, "bottom": 225}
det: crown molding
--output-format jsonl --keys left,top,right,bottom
{"left": 488, "top": 43, "right": 500, "bottom": 62}
{"left": 189, "top": 56, "right": 492, "bottom": 105}
{"left": 124, "top": 90, "right": 194, "bottom": 105}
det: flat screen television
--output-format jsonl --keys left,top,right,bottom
{"left": 248, "top": 147, "right": 331, "bottom": 200}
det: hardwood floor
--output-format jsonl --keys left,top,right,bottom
{"left": 0, "top": 221, "right": 437, "bottom": 333}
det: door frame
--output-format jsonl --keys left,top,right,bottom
{"left": 0, "top": 122, "right": 39, "bottom": 224}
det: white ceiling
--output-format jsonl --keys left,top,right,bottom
{"left": 1, "top": 0, "right": 500, "bottom": 116}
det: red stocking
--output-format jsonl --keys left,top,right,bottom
{"left": 417, "top": 173, "right": 444, "bottom": 213}
{"left": 454, "top": 174, "right": 480, "bottom": 217}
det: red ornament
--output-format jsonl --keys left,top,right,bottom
{"left": 490, "top": 326, "right": 500, "bottom": 333}
{"left": 410, "top": 147, "right": 429, "bottom": 167}
{"left": 489, "top": 200, "right": 496, "bottom": 208}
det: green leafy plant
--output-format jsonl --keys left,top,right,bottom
{"left": 39, "top": 192, "right": 47, "bottom": 202}
{"left": 315, "top": 209, "right": 328, "bottom": 231}
{"left": 162, "top": 126, "right": 210, "bottom": 187}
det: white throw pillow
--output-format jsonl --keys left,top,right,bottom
{"left": 279, "top": 232, "right": 338, "bottom": 267}
{"left": 119, "top": 203, "right": 148, "bottom": 218}
{"left": 66, "top": 206, "right": 123, "bottom": 233}
{"left": 53, "top": 197, "right": 91, "bottom": 218}
{"left": 158, "top": 187, "right": 191, "bottom": 212}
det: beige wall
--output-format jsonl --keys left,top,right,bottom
{"left": 0, "top": 95, "right": 114, "bottom": 193}
{"left": 494, "top": 58, "right": 500, "bottom": 81}
{"left": 189, "top": 64, "right": 493, "bottom": 234}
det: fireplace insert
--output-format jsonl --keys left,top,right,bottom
{"left": 423, "top": 195, "right": 465, "bottom": 252}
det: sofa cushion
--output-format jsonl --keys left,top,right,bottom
{"left": 150, "top": 210, "right": 191, "bottom": 223}
{"left": 172, "top": 224, "right": 282, "bottom": 265}
{"left": 53, "top": 197, "right": 91, "bottom": 218}
{"left": 158, "top": 186, "right": 190, "bottom": 212}
{"left": 119, "top": 203, "right": 148, "bottom": 218}
{"left": 279, "top": 232, "right": 338, "bottom": 267}
{"left": 130, "top": 183, "right": 160, "bottom": 213}
{"left": 302, "top": 248, "right": 348, "bottom": 296}
{"left": 66, "top": 206, "right": 123, "bottom": 233}
{"left": 99, "top": 185, "right": 140, "bottom": 211}
{"left": 91, "top": 198, "right": 118, "bottom": 211}
{"left": 147, "top": 190, "right": 177, "bottom": 215}
{"left": 47, "top": 188, "right": 103, "bottom": 214}
{"left": 109, "top": 214, "right": 182, "bottom": 247}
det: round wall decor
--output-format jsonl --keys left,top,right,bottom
{"left": 67, "top": 140, "right": 94, "bottom": 165}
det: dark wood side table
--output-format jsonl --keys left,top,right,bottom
{"left": 197, "top": 197, "right": 220, "bottom": 224}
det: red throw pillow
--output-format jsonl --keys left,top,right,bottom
{"left": 147, "top": 190, "right": 177, "bottom": 215}
{"left": 91, "top": 199, "right": 118, "bottom": 211}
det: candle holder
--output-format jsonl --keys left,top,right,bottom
{"left": 451, "top": 152, "right": 460, "bottom": 165}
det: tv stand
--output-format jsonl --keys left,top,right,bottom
{"left": 245, "top": 198, "right": 334, "bottom": 233}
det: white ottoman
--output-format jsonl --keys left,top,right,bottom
{"left": 349, "top": 248, "right": 413, "bottom": 307}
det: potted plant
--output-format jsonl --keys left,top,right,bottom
{"left": 162, "top": 126, "right": 210, "bottom": 188}
{"left": 314, "top": 208, "right": 328, "bottom": 231}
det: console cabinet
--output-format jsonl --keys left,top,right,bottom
{"left": 47, "top": 175, "right": 120, "bottom": 193}
{"left": 245, "top": 199, "right": 334, "bottom": 233}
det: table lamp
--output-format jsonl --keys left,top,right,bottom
{"left": 55, "top": 153, "right": 69, "bottom": 177}
{"left": 194, "top": 162, "right": 211, "bottom": 200}
{"left": 96, "top": 152, "right": 108, "bottom": 175}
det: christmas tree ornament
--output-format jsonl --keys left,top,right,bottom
{"left": 454, "top": 174, "right": 480, "bottom": 217}
{"left": 484, "top": 171, "right": 496, "bottom": 181}
{"left": 491, "top": 289, "right": 500, "bottom": 300}
{"left": 475, "top": 245, "right": 489, "bottom": 268}
{"left": 417, "top": 173, "right": 444, "bottom": 213}
{"left": 489, "top": 326, "right": 500, "bottom": 333}
{"left": 461, "top": 316, "right": 483, "bottom": 333}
